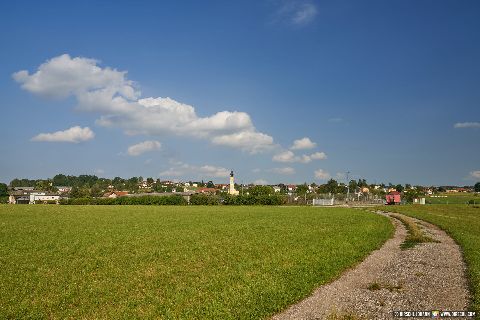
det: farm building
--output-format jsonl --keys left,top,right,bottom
{"left": 8, "top": 190, "right": 60, "bottom": 204}
{"left": 385, "top": 191, "right": 401, "bottom": 205}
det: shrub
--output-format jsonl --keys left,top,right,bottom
{"left": 60, "top": 195, "right": 187, "bottom": 206}
{"left": 190, "top": 194, "right": 220, "bottom": 205}
{"left": 223, "top": 194, "right": 286, "bottom": 205}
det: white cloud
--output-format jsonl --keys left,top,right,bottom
{"left": 271, "top": 167, "right": 296, "bottom": 175}
{"left": 454, "top": 122, "right": 480, "bottom": 128}
{"left": 211, "top": 130, "right": 274, "bottom": 154}
{"left": 272, "top": 150, "right": 327, "bottom": 163}
{"left": 310, "top": 152, "right": 327, "bottom": 160}
{"left": 273, "top": 1, "right": 318, "bottom": 26}
{"left": 159, "top": 162, "right": 230, "bottom": 179}
{"left": 127, "top": 140, "right": 161, "bottom": 156}
{"left": 290, "top": 137, "right": 316, "bottom": 150}
{"left": 470, "top": 171, "right": 480, "bottom": 179}
{"left": 13, "top": 54, "right": 139, "bottom": 100}
{"left": 14, "top": 54, "right": 275, "bottom": 154}
{"left": 273, "top": 150, "right": 296, "bottom": 162}
{"left": 314, "top": 169, "right": 331, "bottom": 181}
{"left": 31, "top": 126, "right": 94, "bottom": 143}
{"left": 253, "top": 179, "right": 268, "bottom": 185}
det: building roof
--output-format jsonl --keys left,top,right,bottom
{"left": 387, "top": 191, "right": 401, "bottom": 195}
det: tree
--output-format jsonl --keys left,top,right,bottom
{"left": 325, "top": 179, "right": 338, "bottom": 194}
{"left": 35, "top": 180, "right": 57, "bottom": 192}
{"left": 475, "top": 182, "right": 480, "bottom": 193}
{"left": 206, "top": 181, "right": 215, "bottom": 188}
{"left": 296, "top": 184, "right": 309, "bottom": 195}
{"left": 248, "top": 185, "right": 274, "bottom": 196}
{"left": 147, "top": 177, "right": 154, "bottom": 185}
{"left": 403, "top": 188, "right": 423, "bottom": 203}
{"left": 69, "top": 186, "right": 81, "bottom": 198}
{"left": 0, "top": 183, "right": 8, "bottom": 196}
{"left": 9, "top": 178, "right": 36, "bottom": 187}
{"left": 395, "top": 184, "right": 404, "bottom": 192}
{"left": 357, "top": 179, "right": 367, "bottom": 187}
{"left": 90, "top": 184, "right": 104, "bottom": 198}
{"left": 348, "top": 180, "right": 358, "bottom": 192}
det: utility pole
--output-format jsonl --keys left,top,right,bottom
{"left": 346, "top": 171, "right": 350, "bottom": 202}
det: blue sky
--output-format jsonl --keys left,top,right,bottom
{"left": 0, "top": 0, "right": 479, "bottom": 186}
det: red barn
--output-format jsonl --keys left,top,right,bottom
{"left": 385, "top": 191, "right": 401, "bottom": 205}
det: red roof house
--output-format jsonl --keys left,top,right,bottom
{"left": 385, "top": 191, "right": 401, "bottom": 205}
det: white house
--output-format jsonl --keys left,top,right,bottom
{"left": 29, "top": 193, "right": 60, "bottom": 204}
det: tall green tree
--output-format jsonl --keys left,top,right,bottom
{"left": 0, "top": 183, "right": 8, "bottom": 196}
{"left": 475, "top": 182, "right": 480, "bottom": 193}
{"left": 295, "top": 184, "right": 309, "bottom": 195}
{"left": 206, "top": 181, "right": 215, "bottom": 188}
{"left": 248, "top": 185, "right": 274, "bottom": 196}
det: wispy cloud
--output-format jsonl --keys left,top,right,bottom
{"left": 454, "top": 122, "right": 480, "bottom": 129}
{"left": 328, "top": 117, "right": 344, "bottom": 123}
{"left": 470, "top": 170, "right": 480, "bottom": 179}
{"left": 314, "top": 169, "right": 331, "bottom": 181}
{"left": 127, "top": 140, "right": 161, "bottom": 156}
{"left": 273, "top": 150, "right": 326, "bottom": 163}
{"left": 291, "top": 2, "right": 317, "bottom": 25}
{"left": 159, "top": 162, "right": 230, "bottom": 179}
{"left": 271, "top": 167, "right": 296, "bottom": 175}
{"left": 253, "top": 179, "right": 268, "bottom": 185}
{"left": 272, "top": 0, "right": 318, "bottom": 26}
{"left": 31, "top": 126, "right": 94, "bottom": 143}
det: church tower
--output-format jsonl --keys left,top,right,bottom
{"left": 229, "top": 170, "right": 239, "bottom": 195}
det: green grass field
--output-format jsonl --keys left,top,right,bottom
{"left": 0, "top": 205, "right": 393, "bottom": 319}
{"left": 385, "top": 205, "right": 480, "bottom": 316}
{"left": 425, "top": 193, "right": 479, "bottom": 204}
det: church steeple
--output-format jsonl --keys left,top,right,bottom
{"left": 228, "top": 170, "right": 239, "bottom": 195}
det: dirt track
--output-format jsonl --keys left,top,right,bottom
{"left": 272, "top": 212, "right": 471, "bottom": 319}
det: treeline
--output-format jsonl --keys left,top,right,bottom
{"left": 60, "top": 195, "right": 187, "bottom": 205}
{"left": 9, "top": 174, "right": 187, "bottom": 195}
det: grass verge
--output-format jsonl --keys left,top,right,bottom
{"left": 383, "top": 205, "right": 480, "bottom": 317}
{"left": 390, "top": 213, "right": 435, "bottom": 249}
{"left": 0, "top": 205, "right": 393, "bottom": 319}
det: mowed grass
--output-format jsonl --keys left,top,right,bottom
{"left": 426, "top": 193, "right": 479, "bottom": 204}
{"left": 385, "top": 205, "right": 480, "bottom": 315}
{"left": 0, "top": 205, "right": 393, "bottom": 319}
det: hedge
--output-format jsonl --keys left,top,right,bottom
{"left": 60, "top": 195, "right": 187, "bottom": 205}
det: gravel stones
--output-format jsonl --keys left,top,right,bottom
{"left": 273, "top": 212, "right": 471, "bottom": 320}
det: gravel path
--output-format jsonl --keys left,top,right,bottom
{"left": 272, "top": 212, "right": 471, "bottom": 319}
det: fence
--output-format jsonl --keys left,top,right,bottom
{"left": 313, "top": 198, "right": 334, "bottom": 206}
